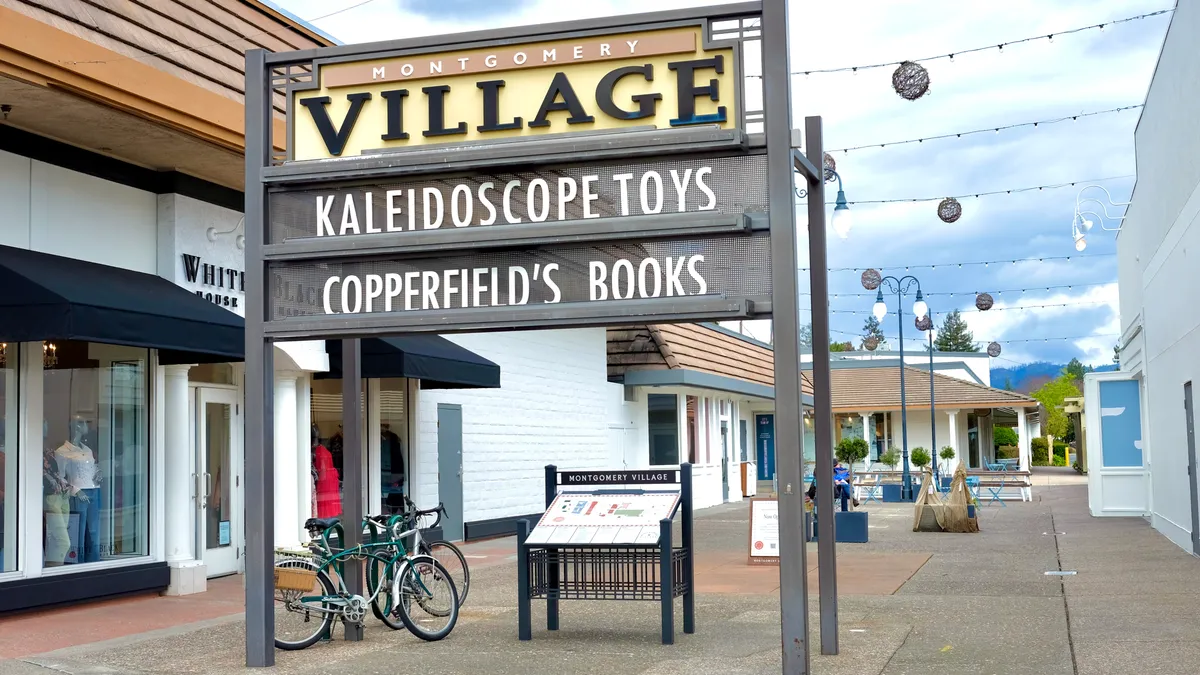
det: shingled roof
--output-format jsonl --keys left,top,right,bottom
{"left": 803, "top": 365, "right": 1037, "bottom": 412}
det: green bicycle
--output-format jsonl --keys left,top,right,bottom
{"left": 273, "top": 515, "right": 459, "bottom": 650}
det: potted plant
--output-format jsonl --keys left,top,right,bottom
{"left": 835, "top": 437, "right": 870, "bottom": 501}
{"left": 911, "top": 447, "right": 932, "bottom": 471}
{"left": 939, "top": 446, "right": 955, "bottom": 487}
{"left": 880, "top": 447, "right": 900, "bottom": 470}
{"left": 878, "top": 447, "right": 901, "bottom": 501}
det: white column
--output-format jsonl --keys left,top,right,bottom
{"left": 296, "top": 374, "right": 313, "bottom": 526}
{"left": 947, "top": 410, "right": 960, "bottom": 474}
{"left": 164, "top": 365, "right": 195, "bottom": 564}
{"left": 1017, "top": 407, "right": 1030, "bottom": 472}
{"left": 859, "top": 412, "right": 872, "bottom": 466}
{"left": 274, "top": 373, "right": 301, "bottom": 549}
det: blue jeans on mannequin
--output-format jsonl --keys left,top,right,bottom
{"left": 73, "top": 488, "right": 101, "bottom": 563}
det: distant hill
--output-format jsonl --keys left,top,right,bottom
{"left": 991, "top": 361, "right": 1118, "bottom": 394}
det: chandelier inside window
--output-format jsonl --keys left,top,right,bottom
{"left": 43, "top": 342, "right": 57, "bottom": 368}
{"left": 0, "top": 343, "right": 6, "bottom": 368}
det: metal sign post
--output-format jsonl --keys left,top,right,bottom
{"left": 242, "top": 3, "right": 830, "bottom": 670}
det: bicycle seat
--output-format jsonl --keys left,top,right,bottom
{"left": 304, "top": 517, "right": 341, "bottom": 531}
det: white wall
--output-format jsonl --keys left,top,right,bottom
{"left": 805, "top": 351, "right": 992, "bottom": 386}
{"left": 1116, "top": 0, "right": 1200, "bottom": 553}
{"left": 607, "top": 382, "right": 647, "bottom": 471}
{"left": 0, "top": 150, "right": 156, "bottom": 272}
{"left": 883, "top": 410, "right": 962, "bottom": 472}
{"left": 415, "top": 328, "right": 610, "bottom": 523}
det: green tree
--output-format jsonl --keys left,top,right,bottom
{"left": 933, "top": 310, "right": 979, "bottom": 352}
{"left": 1003, "top": 376, "right": 1014, "bottom": 391}
{"left": 860, "top": 315, "right": 887, "bottom": 350}
{"left": 829, "top": 341, "right": 855, "bottom": 352}
{"left": 993, "top": 426, "right": 1019, "bottom": 448}
{"left": 800, "top": 323, "right": 813, "bottom": 349}
{"left": 911, "top": 447, "right": 932, "bottom": 469}
{"left": 1064, "top": 357, "right": 1092, "bottom": 383}
{"left": 1113, "top": 343, "right": 1120, "bottom": 364}
{"left": 835, "top": 437, "right": 870, "bottom": 484}
{"left": 939, "top": 446, "right": 956, "bottom": 475}
{"left": 1031, "top": 374, "right": 1082, "bottom": 440}
{"left": 880, "top": 448, "right": 900, "bottom": 469}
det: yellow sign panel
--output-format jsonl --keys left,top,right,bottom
{"left": 291, "top": 27, "right": 737, "bottom": 161}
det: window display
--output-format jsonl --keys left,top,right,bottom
{"left": 42, "top": 341, "right": 148, "bottom": 566}
{"left": 648, "top": 394, "right": 679, "bottom": 465}
{"left": 0, "top": 344, "right": 17, "bottom": 573}
{"left": 378, "top": 379, "right": 408, "bottom": 514}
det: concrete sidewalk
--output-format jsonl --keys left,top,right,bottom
{"left": 2, "top": 470, "right": 1198, "bottom": 674}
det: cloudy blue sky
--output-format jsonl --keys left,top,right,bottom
{"left": 276, "top": 0, "right": 1172, "bottom": 366}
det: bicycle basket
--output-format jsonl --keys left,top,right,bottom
{"left": 274, "top": 566, "right": 318, "bottom": 591}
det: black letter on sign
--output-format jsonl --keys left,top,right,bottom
{"left": 595, "top": 65, "right": 661, "bottom": 120}
{"left": 667, "top": 56, "right": 727, "bottom": 127}
{"left": 476, "top": 80, "right": 522, "bottom": 132}
{"left": 422, "top": 85, "right": 468, "bottom": 137}
{"left": 299, "top": 93, "right": 371, "bottom": 156}
{"left": 528, "top": 72, "right": 595, "bottom": 128}
{"left": 381, "top": 89, "right": 409, "bottom": 141}
{"left": 181, "top": 254, "right": 201, "bottom": 283}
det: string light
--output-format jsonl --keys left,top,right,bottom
{"left": 814, "top": 175, "right": 1134, "bottom": 206}
{"left": 778, "top": 9, "right": 1172, "bottom": 76}
{"left": 827, "top": 105, "right": 1143, "bottom": 154}
{"left": 808, "top": 301, "right": 1108, "bottom": 315}
{"left": 828, "top": 328, "right": 1119, "bottom": 345}
{"left": 814, "top": 282, "right": 1112, "bottom": 298}
{"left": 800, "top": 253, "right": 1115, "bottom": 273}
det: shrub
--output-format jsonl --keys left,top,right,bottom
{"left": 835, "top": 437, "right": 870, "bottom": 466}
{"left": 994, "top": 426, "right": 1019, "bottom": 448}
{"left": 1052, "top": 453, "right": 1068, "bottom": 467}
{"left": 1031, "top": 437, "right": 1049, "bottom": 466}
{"left": 996, "top": 445, "right": 1019, "bottom": 460}
{"left": 911, "top": 447, "right": 932, "bottom": 469}
{"left": 880, "top": 448, "right": 900, "bottom": 469}
{"left": 939, "top": 446, "right": 956, "bottom": 461}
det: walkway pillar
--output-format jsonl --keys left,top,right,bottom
{"left": 274, "top": 372, "right": 301, "bottom": 549}
{"left": 164, "top": 364, "right": 204, "bottom": 595}
{"left": 1017, "top": 407, "right": 1031, "bottom": 472}
{"left": 947, "top": 410, "right": 960, "bottom": 473}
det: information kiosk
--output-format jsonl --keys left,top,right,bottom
{"left": 517, "top": 464, "right": 695, "bottom": 644}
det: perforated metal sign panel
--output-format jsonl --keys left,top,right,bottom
{"left": 268, "top": 153, "right": 768, "bottom": 243}
{"left": 268, "top": 232, "right": 770, "bottom": 322}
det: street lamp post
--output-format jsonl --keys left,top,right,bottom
{"left": 924, "top": 321, "right": 937, "bottom": 483}
{"left": 867, "top": 274, "right": 927, "bottom": 500}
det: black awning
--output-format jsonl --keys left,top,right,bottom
{"left": 0, "top": 244, "right": 244, "bottom": 365}
{"left": 320, "top": 336, "right": 500, "bottom": 389}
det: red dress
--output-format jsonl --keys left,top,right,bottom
{"left": 314, "top": 444, "right": 341, "bottom": 518}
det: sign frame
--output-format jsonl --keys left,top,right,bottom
{"left": 747, "top": 497, "right": 780, "bottom": 566}
{"left": 243, "top": 2, "right": 833, "bottom": 671}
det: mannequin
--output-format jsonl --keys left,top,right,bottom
{"left": 312, "top": 425, "right": 340, "bottom": 518}
{"left": 42, "top": 445, "right": 71, "bottom": 566}
{"left": 57, "top": 418, "right": 102, "bottom": 563}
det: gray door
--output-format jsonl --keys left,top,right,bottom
{"left": 1186, "top": 383, "right": 1200, "bottom": 555}
{"left": 721, "top": 421, "right": 729, "bottom": 502}
{"left": 437, "top": 404, "right": 465, "bottom": 542}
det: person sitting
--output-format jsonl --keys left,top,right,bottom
{"left": 807, "top": 460, "right": 860, "bottom": 508}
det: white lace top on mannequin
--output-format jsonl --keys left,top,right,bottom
{"left": 55, "top": 442, "right": 99, "bottom": 491}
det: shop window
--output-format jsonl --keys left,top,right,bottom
{"left": 42, "top": 341, "right": 148, "bottom": 567}
{"left": 188, "top": 362, "right": 234, "bottom": 385}
{"left": 378, "top": 379, "right": 409, "bottom": 515}
{"left": 648, "top": 394, "right": 679, "bottom": 465}
{"left": 0, "top": 343, "right": 17, "bottom": 572}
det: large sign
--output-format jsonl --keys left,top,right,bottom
{"left": 291, "top": 26, "right": 738, "bottom": 160}
{"left": 747, "top": 497, "right": 780, "bottom": 565}
{"left": 524, "top": 492, "right": 682, "bottom": 545}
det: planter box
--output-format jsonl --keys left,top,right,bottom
{"left": 810, "top": 511, "right": 870, "bottom": 543}
{"left": 881, "top": 484, "right": 915, "bottom": 502}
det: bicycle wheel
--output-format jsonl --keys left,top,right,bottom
{"left": 422, "top": 540, "right": 470, "bottom": 607}
{"left": 370, "top": 555, "right": 407, "bottom": 631}
{"left": 394, "top": 558, "right": 459, "bottom": 641}
{"left": 274, "top": 558, "right": 336, "bottom": 650}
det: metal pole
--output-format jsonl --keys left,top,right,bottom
{"left": 897, "top": 289, "right": 911, "bottom": 500}
{"left": 243, "top": 47, "right": 275, "bottom": 669}
{"left": 762, "top": 0, "right": 812, "bottom": 670}
{"left": 805, "top": 117, "right": 838, "bottom": 656}
{"left": 341, "top": 339, "right": 364, "bottom": 641}
{"left": 930, "top": 330, "right": 937, "bottom": 483}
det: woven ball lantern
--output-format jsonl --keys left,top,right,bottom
{"left": 861, "top": 268, "right": 882, "bottom": 291}
{"left": 915, "top": 315, "right": 933, "bottom": 331}
{"left": 864, "top": 336, "right": 879, "bottom": 351}
{"left": 892, "top": 61, "right": 931, "bottom": 101}
{"left": 937, "top": 197, "right": 962, "bottom": 223}
{"left": 975, "top": 292, "right": 994, "bottom": 311}
{"left": 823, "top": 152, "right": 837, "bottom": 183}
{"left": 987, "top": 342, "right": 1002, "bottom": 357}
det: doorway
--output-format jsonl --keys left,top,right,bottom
{"left": 1186, "top": 382, "right": 1200, "bottom": 555}
{"left": 437, "top": 404, "right": 464, "bottom": 541}
{"left": 756, "top": 414, "right": 775, "bottom": 481}
{"left": 196, "top": 388, "right": 241, "bottom": 577}
{"left": 721, "top": 421, "right": 729, "bottom": 502}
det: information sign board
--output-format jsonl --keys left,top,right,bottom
{"left": 525, "top": 492, "right": 681, "bottom": 545}
{"left": 747, "top": 497, "right": 780, "bottom": 565}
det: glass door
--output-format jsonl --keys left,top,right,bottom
{"left": 197, "top": 388, "right": 240, "bottom": 577}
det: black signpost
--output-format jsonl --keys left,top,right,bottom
{"left": 517, "top": 464, "right": 695, "bottom": 644}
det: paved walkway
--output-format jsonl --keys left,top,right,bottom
{"left": 1, "top": 469, "right": 1197, "bottom": 674}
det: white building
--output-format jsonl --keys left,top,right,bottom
{"left": 803, "top": 349, "right": 993, "bottom": 387}
{"left": 1089, "top": 0, "right": 1200, "bottom": 555}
